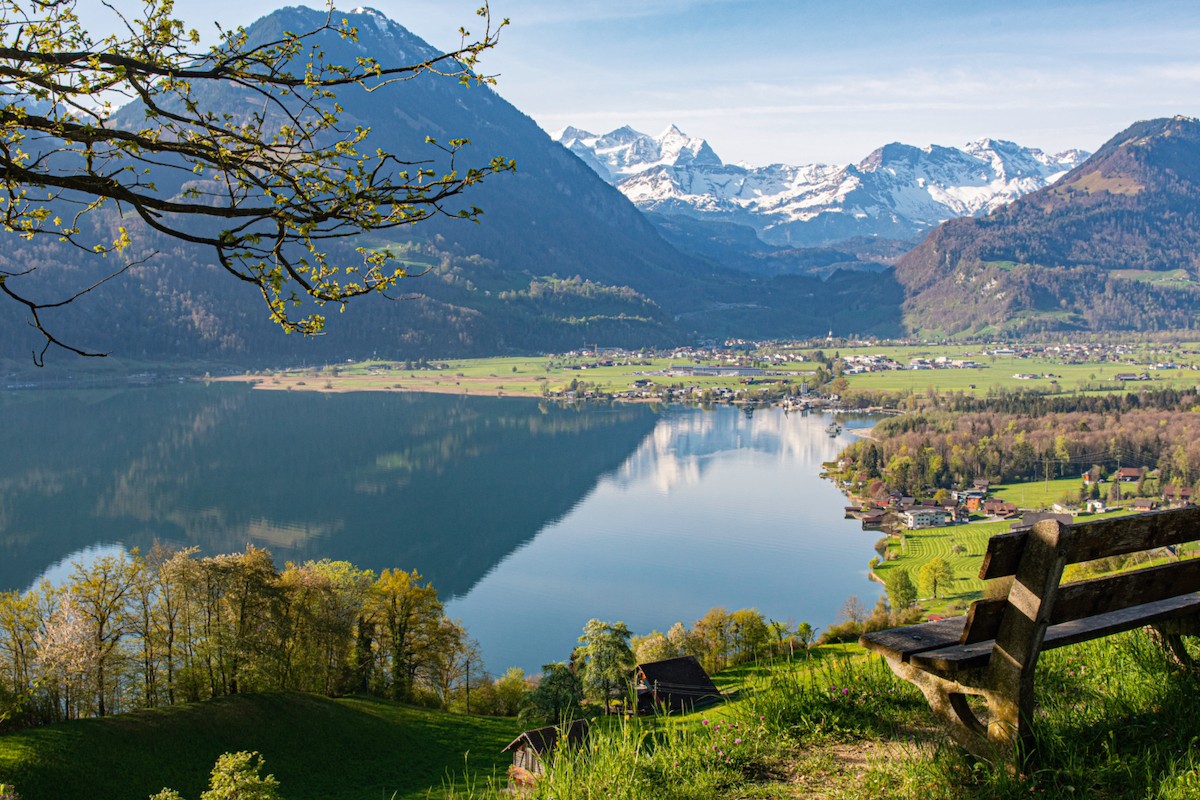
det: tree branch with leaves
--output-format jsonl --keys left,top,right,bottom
{"left": 0, "top": 0, "right": 514, "bottom": 363}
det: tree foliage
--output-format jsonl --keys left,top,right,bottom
{"left": 0, "top": 547, "right": 478, "bottom": 729}
{"left": 0, "top": 0, "right": 513, "bottom": 362}
{"left": 576, "top": 618, "right": 634, "bottom": 708}
{"left": 883, "top": 568, "right": 917, "bottom": 611}
{"left": 521, "top": 662, "right": 581, "bottom": 726}
{"left": 841, "top": 388, "right": 1200, "bottom": 493}
{"left": 918, "top": 558, "right": 954, "bottom": 600}
{"left": 152, "top": 751, "right": 281, "bottom": 800}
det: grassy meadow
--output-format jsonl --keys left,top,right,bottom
{"left": 0, "top": 693, "right": 521, "bottom": 800}
{"left": 5, "top": 637, "right": 1200, "bottom": 799}
{"left": 221, "top": 356, "right": 811, "bottom": 399}
{"left": 215, "top": 341, "right": 1200, "bottom": 402}
{"left": 834, "top": 347, "right": 1200, "bottom": 397}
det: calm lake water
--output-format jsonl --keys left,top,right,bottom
{"left": 1, "top": 384, "right": 883, "bottom": 673}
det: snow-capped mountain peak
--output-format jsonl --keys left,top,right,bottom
{"left": 552, "top": 124, "right": 1090, "bottom": 247}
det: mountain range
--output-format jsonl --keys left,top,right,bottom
{"left": 553, "top": 125, "right": 1088, "bottom": 249}
{"left": 0, "top": 6, "right": 908, "bottom": 364}
{"left": 3, "top": 5, "right": 1199, "bottom": 365}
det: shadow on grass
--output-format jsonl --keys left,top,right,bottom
{"left": 0, "top": 692, "right": 522, "bottom": 800}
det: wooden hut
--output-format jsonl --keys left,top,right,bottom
{"left": 503, "top": 719, "right": 589, "bottom": 787}
{"left": 634, "top": 655, "right": 722, "bottom": 714}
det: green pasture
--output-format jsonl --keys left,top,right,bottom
{"left": 0, "top": 692, "right": 521, "bottom": 800}
{"left": 991, "top": 477, "right": 1089, "bottom": 508}
{"left": 841, "top": 352, "right": 1200, "bottom": 397}
{"left": 248, "top": 355, "right": 814, "bottom": 398}
{"left": 874, "top": 520, "right": 1009, "bottom": 613}
{"left": 993, "top": 477, "right": 1156, "bottom": 508}
{"left": 874, "top": 505, "right": 1138, "bottom": 615}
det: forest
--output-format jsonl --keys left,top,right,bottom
{"left": 0, "top": 546, "right": 474, "bottom": 728}
{"left": 0, "top": 541, "right": 805, "bottom": 735}
{"left": 840, "top": 388, "right": 1200, "bottom": 495}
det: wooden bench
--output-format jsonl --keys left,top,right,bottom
{"left": 860, "top": 508, "right": 1200, "bottom": 760}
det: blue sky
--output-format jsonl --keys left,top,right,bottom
{"left": 85, "top": 0, "right": 1200, "bottom": 165}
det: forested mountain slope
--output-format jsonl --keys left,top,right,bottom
{"left": 896, "top": 116, "right": 1200, "bottom": 336}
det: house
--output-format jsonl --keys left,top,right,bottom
{"left": 1116, "top": 467, "right": 1144, "bottom": 483}
{"left": 1132, "top": 497, "right": 1159, "bottom": 512}
{"left": 860, "top": 510, "right": 888, "bottom": 529}
{"left": 635, "top": 655, "right": 722, "bottom": 714}
{"left": 504, "top": 719, "right": 589, "bottom": 786}
{"left": 953, "top": 488, "right": 986, "bottom": 505}
{"left": 902, "top": 508, "right": 952, "bottom": 529}
{"left": 1082, "top": 466, "right": 1103, "bottom": 486}
{"left": 982, "top": 499, "right": 1019, "bottom": 518}
{"left": 1162, "top": 485, "right": 1193, "bottom": 506}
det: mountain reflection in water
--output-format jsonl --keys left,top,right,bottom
{"left": 445, "top": 405, "right": 885, "bottom": 671}
{"left": 1, "top": 387, "right": 883, "bottom": 673}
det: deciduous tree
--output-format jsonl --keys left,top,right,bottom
{"left": 521, "top": 662, "right": 582, "bottom": 726}
{"left": 918, "top": 557, "right": 954, "bottom": 599}
{"left": 576, "top": 619, "right": 634, "bottom": 709}
{"left": 884, "top": 568, "right": 917, "bottom": 611}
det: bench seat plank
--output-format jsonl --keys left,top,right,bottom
{"left": 859, "top": 616, "right": 967, "bottom": 662}
{"left": 909, "top": 593, "right": 1200, "bottom": 675}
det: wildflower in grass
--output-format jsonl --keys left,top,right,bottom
{"left": 735, "top": 738, "right": 742, "bottom": 745}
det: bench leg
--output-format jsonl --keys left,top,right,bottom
{"left": 1150, "top": 622, "right": 1199, "bottom": 669}
{"left": 878, "top": 656, "right": 1022, "bottom": 762}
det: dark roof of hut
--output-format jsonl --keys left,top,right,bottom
{"left": 502, "top": 719, "right": 589, "bottom": 754}
{"left": 635, "top": 655, "right": 719, "bottom": 694}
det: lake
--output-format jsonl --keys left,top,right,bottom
{"left": 0, "top": 384, "right": 883, "bottom": 673}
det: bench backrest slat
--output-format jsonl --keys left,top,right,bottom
{"left": 962, "top": 557, "right": 1200, "bottom": 644}
{"left": 979, "top": 507, "right": 1200, "bottom": 580}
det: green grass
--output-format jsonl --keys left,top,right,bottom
{"left": 231, "top": 356, "right": 814, "bottom": 399}
{"left": 8, "top": 640, "right": 1200, "bottom": 800}
{"left": 0, "top": 693, "right": 521, "bottom": 800}
{"left": 452, "top": 635, "right": 1200, "bottom": 799}
{"left": 874, "top": 520, "right": 1008, "bottom": 612}
{"left": 837, "top": 346, "right": 1200, "bottom": 398}
{"left": 993, "top": 478, "right": 1152, "bottom": 509}
{"left": 991, "top": 477, "right": 1088, "bottom": 509}
{"left": 1110, "top": 268, "right": 1196, "bottom": 286}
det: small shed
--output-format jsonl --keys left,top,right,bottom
{"left": 634, "top": 655, "right": 722, "bottom": 714}
{"left": 503, "top": 719, "right": 589, "bottom": 785}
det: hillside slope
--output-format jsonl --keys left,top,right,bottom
{"left": 0, "top": 7, "right": 907, "bottom": 364}
{"left": 0, "top": 692, "right": 520, "bottom": 800}
{"left": 896, "top": 116, "right": 1200, "bottom": 336}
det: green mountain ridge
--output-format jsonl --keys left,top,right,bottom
{"left": 896, "top": 116, "right": 1200, "bottom": 336}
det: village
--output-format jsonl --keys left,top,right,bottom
{"left": 841, "top": 464, "right": 1189, "bottom": 535}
